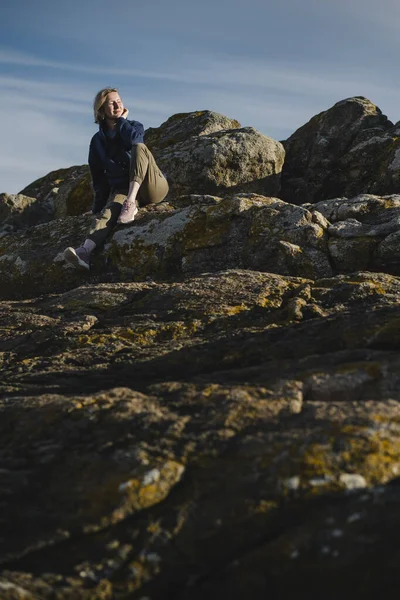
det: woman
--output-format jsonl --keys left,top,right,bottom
{"left": 64, "top": 87, "right": 168, "bottom": 270}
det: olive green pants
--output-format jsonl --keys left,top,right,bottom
{"left": 88, "top": 143, "right": 168, "bottom": 247}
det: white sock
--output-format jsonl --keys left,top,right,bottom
{"left": 83, "top": 239, "right": 96, "bottom": 254}
{"left": 127, "top": 180, "right": 141, "bottom": 202}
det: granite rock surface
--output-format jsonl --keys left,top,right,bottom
{"left": 281, "top": 96, "right": 400, "bottom": 204}
{"left": 3, "top": 193, "right": 400, "bottom": 300}
{"left": 144, "top": 109, "right": 241, "bottom": 153}
{"left": 1, "top": 269, "right": 400, "bottom": 598}
{"left": 2, "top": 100, "right": 400, "bottom": 599}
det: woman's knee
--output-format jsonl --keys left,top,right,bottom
{"left": 132, "top": 142, "right": 146, "bottom": 152}
{"left": 98, "top": 205, "right": 120, "bottom": 227}
{"left": 102, "top": 207, "right": 113, "bottom": 220}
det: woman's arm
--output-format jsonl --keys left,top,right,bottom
{"left": 117, "top": 117, "right": 145, "bottom": 147}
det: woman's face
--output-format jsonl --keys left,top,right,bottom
{"left": 104, "top": 92, "right": 124, "bottom": 119}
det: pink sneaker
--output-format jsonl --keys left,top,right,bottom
{"left": 118, "top": 199, "right": 139, "bottom": 224}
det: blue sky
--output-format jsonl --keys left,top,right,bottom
{"left": 1, "top": 0, "right": 400, "bottom": 194}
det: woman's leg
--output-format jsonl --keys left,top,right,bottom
{"left": 88, "top": 191, "right": 126, "bottom": 246}
{"left": 118, "top": 143, "right": 169, "bottom": 223}
{"left": 64, "top": 191, "right": 125, "bottom": 269}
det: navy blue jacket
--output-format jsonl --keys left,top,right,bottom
{"left": 88, "top": 118, "right": 145, "bottom": 213}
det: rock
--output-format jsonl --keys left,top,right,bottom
{"left": 53, "top": 168, "right": 93, "bottom": 217}
{"left": 108, "top": 194, "right": 331, "bottom": 281}
{"left": 0, "top": 166, "right": 93, "bottom": 235}
{"left": 281, "top": 96, "right": 395, "bottom": 203}
{"left": 0, "top": 581, "right": 35, "bottom": 599}
{"left": 0, "top": 193, "right": 54, "bottom": 234}
{"left": 0, "top": 194, "right": 35, "bottom": 222}
{"left": 310, "top": 194, "right": 400, "bottom": 272}
{"left": 5, "top": 191, "right": 400, "bottom": 300}
{"left": 156, "top": 127, "right": 285, "bottom": 199}
{"left": 19, "top": 165, "right": 89, "bottom": 204}
{"left": 144, "top": 110, "right": 241, "bottom": 153}
{"left": 339, "top": 473, "right": 367, "bottom": 490}
{"left": 1, "top": 269, "right": 400, "bottom": 597}
{"left": 0, "top": 194, "right": 331, "bottom": 300}
{"left": 376, "top": 230, "right": 400, "bottom": 268}
{"left": 4, "top": 100, "right": 400, "bottom": 598}
{"left": 0, "top": 214, "right": 97, "bottom": 299}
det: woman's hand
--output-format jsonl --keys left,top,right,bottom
{"left": 121, "top": 107, "right": 129, "bottom": 119}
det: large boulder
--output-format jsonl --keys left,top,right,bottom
{"left": 6, "top": 192, "right": 400, "bottom": 300}
{"left": 53, "top": 168, "right": 93, "bottom": 218}
{"left": 0, "top": 168, "right": 92, "bottom": 232}
{"left": 332, "top": 122, "right": 400, "bottom": 199}
{"left": 19, "top": 165, "right": 90, "bottom": 204}
{"left": 144, "top": 109, "right": 241, "bottom": 153}
{"left": 9, "top": 110, "right": 277, "bottom": 226}
{"left": 0, "top": 195, "right": 330, "bottom": 300}
{"left": 1, "top": 166, "right": 93, "bottom": 235}
{"left": 310, "top": 193, "right": 400, "bottom": 272}
{"left": 0, "top": 193, "right": 54, "bottom": 235}
{"left": 156, "top": 127, "right": 285, "bottom": 199}
{"left": 0, "top": 214, "right": 96, "bottom": 298}
{"left": 108, "top": 194, "right": 330, "bottom": 281}
{"left": 281, "top": 96, "right": 395, "bottom": 203}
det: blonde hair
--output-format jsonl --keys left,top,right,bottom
{"left": 93, "top": 87, "right": 119, "bottom": 123}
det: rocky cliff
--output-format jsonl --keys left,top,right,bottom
{"left": 1, "top": 102, "right": 400, "bottom": 599}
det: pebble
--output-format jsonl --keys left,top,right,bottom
{"left": 309, "top": 475, "right": 334, "bottom": 486}
{"left": 331, "top": 529, "right": 343, "bottom": 538}
{"left": 339, "top": 473, "right": 367, "bottom": 490}
{"left": 142, "top": 468, "right": 161, "bottom": 486}
{"left": 347, "top": 512, "right": 362, "bottom": 523}
{"left": 281, "top": 476, "right": 300, "bottom": 490}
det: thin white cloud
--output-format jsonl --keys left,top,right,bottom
{"left": 0, "top": 46, "right": 391, "bottom": 100}
{"left": 0, "top": 48, "right": 176, "bottom": 81}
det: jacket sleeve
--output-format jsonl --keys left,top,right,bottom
{"left": 117, "top": 118, "right": 145, "bottom": 148}
{"left": 88, "top": 139, "right": 110, "bottom": 214}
